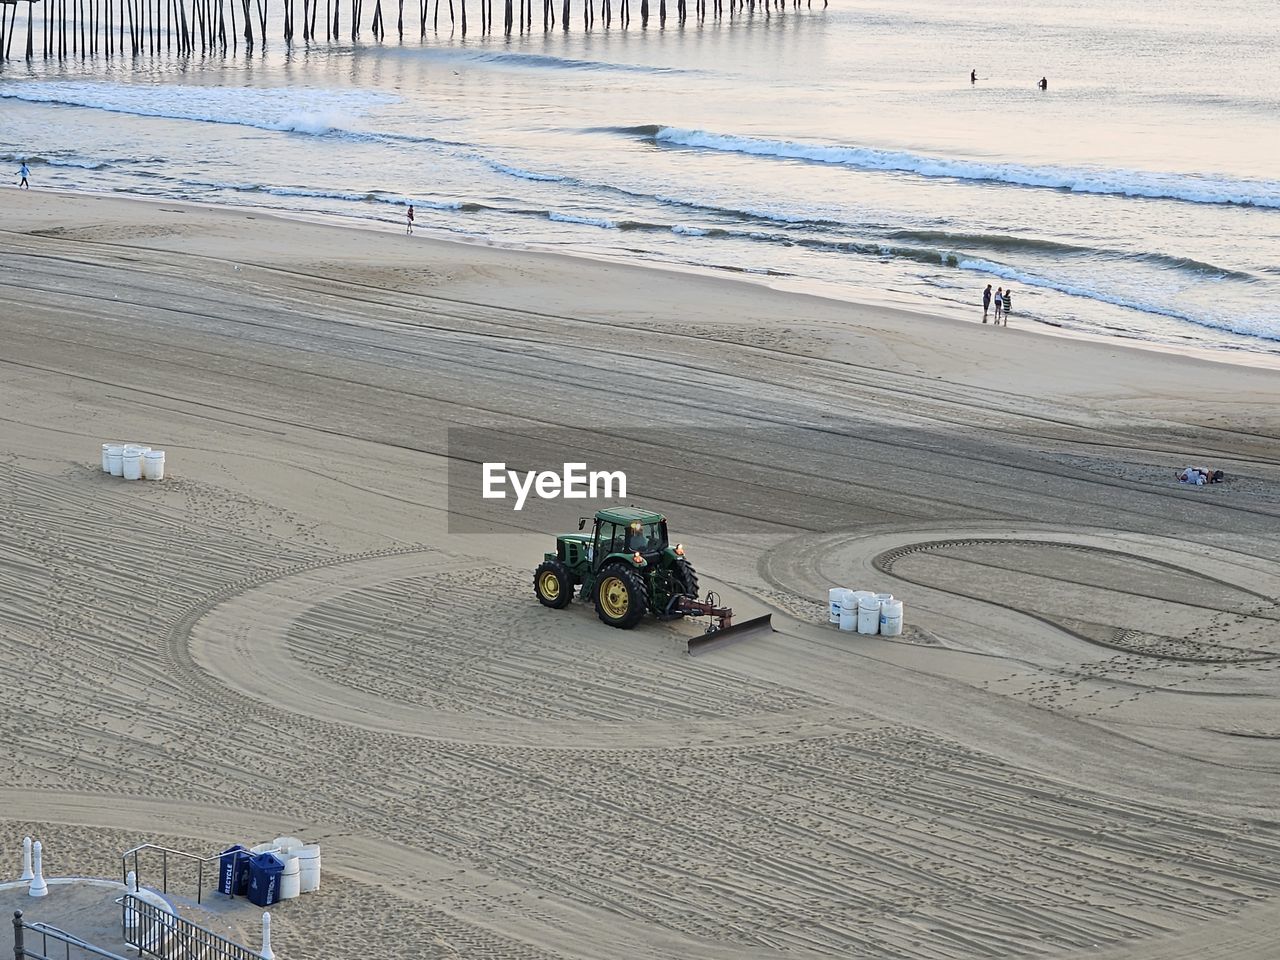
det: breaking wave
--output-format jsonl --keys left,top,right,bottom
{"left": 640, "top": 126, "right": 1280, "bottom": 208}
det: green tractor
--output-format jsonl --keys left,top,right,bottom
{"left": 533, "top": 506, "right": 773, "bottom": 651}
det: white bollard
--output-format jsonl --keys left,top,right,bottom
{"left": 124, "top": 870, "right": 139, "bottom": 929}
{"left": 20, "top": 836, "right": 34, "bottom": 881}
{"left": 260, "top": 912, "right": 275, "bottom": 960}
{"left": 29, "top": 840, "right": 48, "bottom": 897}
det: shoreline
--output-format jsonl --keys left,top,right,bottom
{"left": 13, "top": 182, "right": 1280, "bottom": 374}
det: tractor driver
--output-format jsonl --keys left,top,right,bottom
{"left": 627, "top": 522, "right": 651, "bottom": 553}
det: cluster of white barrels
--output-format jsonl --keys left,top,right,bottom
{"left": 828, "top": 588, "right": 903, "bottom": 636}
{"left": 101, "top": 442, "right": 166, "bottom": 481}
{"left": 251, "top": 837, "right": 321, "bottom": 899}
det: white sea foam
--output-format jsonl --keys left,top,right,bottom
{"left": 489, "top": 162, "right": 567, "bottom": 183}
{"left": 652, "top": 127, "right": 1280, "bottom": 208}
{"left": 0, "top": 151, "right": 112, "bottom": 170}
{"left": 548, "top": 211, "right": 616, "bottom": 228}
{"left": 0, "top": 80, "right": 399, "bottom": 138}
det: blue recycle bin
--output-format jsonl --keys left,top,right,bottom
{"left": 217, "top": 845, "right": 251, "bottom": 897}
{"left": 246, "top": 853, "right": 285, "bottom": 907}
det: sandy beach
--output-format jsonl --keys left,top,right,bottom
{"left": 2, "top": 188, "right": 1279, "bottom": 960}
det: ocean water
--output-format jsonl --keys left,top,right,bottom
{"left": 2, "top": 0, "right": 1278, "bottom": 358}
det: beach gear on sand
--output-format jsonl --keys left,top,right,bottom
{"left": 1177, "top": 466, "right": 1223, "bottom": 485}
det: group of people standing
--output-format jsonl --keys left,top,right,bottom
{"left": 982, "top": 284, "right": 1012, "bottom": 324}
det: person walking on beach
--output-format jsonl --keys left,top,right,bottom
{"left": 18, "top": 161, "right": 30, "bottom": 190}
{"left": 1038, "top": 77, "right": 1048, "bottom": 91}
{"left": 993, "top": 287, "right": 1004, "bottom": 323}
{"left": 971, "top": 69, "right": 978, "bottom": 84}
{"left": 982, "top": 283, "right": 992, "bottom": 322}
{"left": 1001, "top": 287, "right": 1012, "bottom": 324}
{"left": 405, "top": 203, "right": 415, "bottom": 235}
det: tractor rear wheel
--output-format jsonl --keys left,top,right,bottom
{"left": 594, "top": 565, "right": 649, "bottom": 629}
{"left": 672, "top": 558, "right": 700, "bottom": 598}
{"left": 534, "top": 559, "right": 573, "bottom": 609}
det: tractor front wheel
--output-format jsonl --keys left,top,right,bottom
{"left": 594, "top": 565, "right": 649, "bottom": 629}
{"left": 534, "top": 559, "right": 573, "bottom": 609}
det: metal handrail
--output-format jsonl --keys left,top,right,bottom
{"left": 120, "top": 844, "right": 223, "bottom": 905}
{"left": 121, "top": 895, "right": 261, "bottom": 960}
{"left": 12, "top": 911, "right": 132, "bottom": 960}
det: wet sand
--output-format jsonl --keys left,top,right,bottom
{"left": 2, "top": 189, "right": 1279, "bottom": 960}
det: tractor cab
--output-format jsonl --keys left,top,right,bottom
{"left": 592, "top": 513, "right": 669, "bottom": 568}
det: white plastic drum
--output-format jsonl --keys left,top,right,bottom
{"left": 107, "top": 445, "right": 125, "bottom": 477}
{"left": 279, "top": 855, "right": 301, "bottom": 901}
{"left": 122, "top": 447, "right": 145, "bottom": 481}
{"left": 857, "top": 595, "right": 881, "bottom": 634}
{"left": 250, "top": 842, "right": 277, "bottom": 855}
{"left": 839, "top": 593, "right": 858, "bottom": 632}
{"left": 101, "top": 443, "right": 115, "bottom": 472}
{"left": 879, "top": 599, "right": 904, "bottom": 637}
{"left": 296, "top": 844, "right": 321, "bottom": 894}
{"left": 272, "top": 836, "right": 304, "bottom": 854}
{"left": 143, "top": 450, "right": 166, "bottom": 481}
{"left": 828, "top": 587, "right": 851, "bottom": 624}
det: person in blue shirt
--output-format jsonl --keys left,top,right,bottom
{"left": 18, "top": 161, "right": 30, "bottom": 189}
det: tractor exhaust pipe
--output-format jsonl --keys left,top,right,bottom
{"left": 686, "top": 614, "right": 774, "bottom": 655}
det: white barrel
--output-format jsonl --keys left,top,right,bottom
{"left": 879, "top": 599, "right": 904, "bottom": 637}
{"left": 143, "top": 450, "right": 166, "bottom": 481}
{"left": 101, "top": 443, "right": 115, "bottom": 472}
{"left": 828, "top": 587, "right": 852, "bottom": 624}
{"left": 107, "top": 445, "right": 125, "bottom": 477}
{"left": 838, "top": 593, "right": 857, "bottom": 632}
{"left": 857, "top": 595, "right": 881, "bottom": 634}
{"left": 250, "top": 842, "right": 277, "bottom": 855}
{"left": 272, "top": 836, "right": 304, "bottom": 854}
{"left": 874, "top": 592, "right": 894, "bottom": 603}
{"left": 122, "top": 446, "right": 144, "bottom": 481}
{"left": 279, "top": 855, "right": 301, "bottom": 901}
{"left": 296, "top": 844, "right": 321, "bottom": 893}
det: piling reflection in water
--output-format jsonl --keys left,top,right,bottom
{"left": 0, "top": 0, "right": 826, "bottom": 59}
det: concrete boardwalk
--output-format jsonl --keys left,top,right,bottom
{"left": 2, "top": 879, "right": 259, "bottom": 958}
